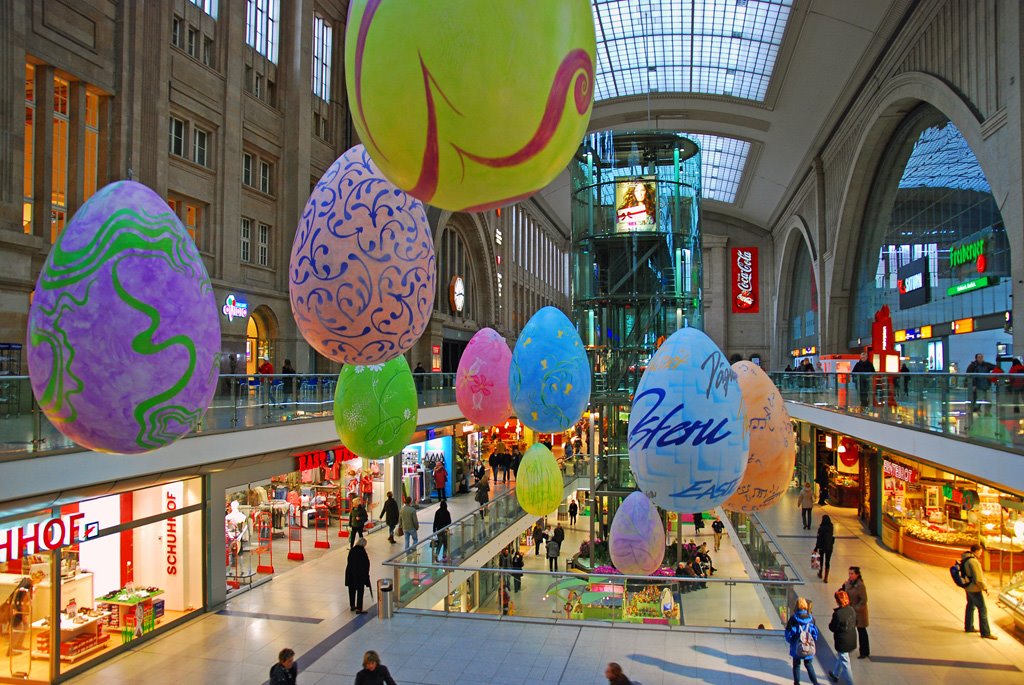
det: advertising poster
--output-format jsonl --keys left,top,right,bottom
{"left": 731, "top": 247, "right": 759, "bottom": 313}
{"left": 615, "top": 178, "right": 657, "bottom": 232}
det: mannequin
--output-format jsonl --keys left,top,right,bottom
{"left": 225, "top": 501, "right": 247, "bottom": 569}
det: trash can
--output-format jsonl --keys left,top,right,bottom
{"left": 377, "top": 578, "right": 394, "bottom": 620}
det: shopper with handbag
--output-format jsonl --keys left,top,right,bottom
{"left": 827, "top": 590, "right": 857, "bottom": 683}
{"left": 349, "top": 497, "right": 368, "bottom": 548}
{"left": 814, "top": 515, "right": 835, "bottom": 582}
{"left": 841, "top": 566, "right": 870, "bottom": 658}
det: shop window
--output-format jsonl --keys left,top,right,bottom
{"left": 168, "top": 117, "right": 184, "bottom": 158}
{"left": 184, "top": 204, "right": 200, "bottom": 243}
{"left": 23, "top": 63, "right": 34, "bottom": 235}
{"left": 257, "top": 222, "right": 269, "bottom": 266}
{"left": 167, "top": 195, "right": 205, "bottom": 249}
{"left": 0, "top": 480, "right": 202, "bottom": 681}
{"left": 240, "top": 217, "right": 251, "bottom": 263}
{"left": 192, "top": 127, "right": 208, "bottom": 167}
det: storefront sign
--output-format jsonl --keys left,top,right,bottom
{"left": 952, "top": 317, "right": 974, "bottom": 334}
{"left": 947, "top": 275, "right": 995, "bottom": 296}
{"left": 883, "top": 459, "right": 918, "bottom": 484}
{"left": 789, "top": 346, "right": 817, "bottom": 357}
{"left": 222, "top": 294, "right": 248, "bottom": 321}
{"left": 295, "top": 445, "right": 357, "bottom": 471}
{"left": 166, "top": 491, "right": 179, "bottom": 575}
{"left": 449, "top": 276, "right": 465, "bottom": 313}
{"left": 896, "top": 257, "right": 929, "bottom": 309}
{"left": 949, "top": 237, "right": 985, "bottom": 269}
{"left": 0, "top": 514, "right": 99, "bottom": 562}
{"left": 731, "top": 247, "right": 759, "bottom": 313}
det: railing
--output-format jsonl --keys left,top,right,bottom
{"left": 0, "top": 372, "right": 456, "bottom": 457}
{"left": 384, "top": 472, "right": 584, "bottom": 605}
{"left": 772, "top": 371, "right": 1024, "bottom": 453}
{"left": 389, "top": 564, "right": 799, "bottom": 631}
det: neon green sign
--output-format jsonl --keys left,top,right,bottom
{"left": 947, "top": 276, "right": 993, "bottom": 296}
{"left": 949, "top": 238, "right": 985, "bottom": 268}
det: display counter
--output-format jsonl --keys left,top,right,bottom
{"left": 0, "top": 572, "right": 94, "bottom": 624}
{"left": 828, "top": 483, "right": 860, "bottom": 508}
{"left": 31, "top": 610, "right": 112, "bottom": 663}
{"left": 883, "top": 514, "right": 1024, "bottom": 570}
{"left": 998, "top": 572, "right": 1024, "bottom": 632}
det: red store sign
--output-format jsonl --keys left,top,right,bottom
{"left": 731, "top": 247, "right": 760, "bottom": 313}
{"left": 883, "top": 459, "right": 918, "bottom": 484}
{"left": 295, "top": 445, "right": 358, "bottom": 471}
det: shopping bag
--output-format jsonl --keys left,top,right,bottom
{"left": 810, "top": 551, "right": 821, "bottom": 571}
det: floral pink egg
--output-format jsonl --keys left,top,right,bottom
{"left": 456, "top": 328, "right": 512, "bottom": 427}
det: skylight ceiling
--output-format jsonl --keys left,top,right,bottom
{"left": 592, "top": 0, "right": 794, "bottom": 102}
{"left": 686, "top": 133, "right": 751, "bottom": 203}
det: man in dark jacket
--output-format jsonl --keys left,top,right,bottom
{"left": 269, "top": 647, "right": 297, "bottom": 685}
{"left": 432, "top": 501, "right": 452, "bottom": 561}
{"left": 552, "top": 523, "right": 565, "bottom": 546}
{"left": 510, "top": 549, "right": 524, "bottom": 592}
{"left": 967, "top": 353, "right": 996, "bottom": 411}
{"left": 345, "top": 538, "right": 372, "bottom": 614}
{"left": 827, "top": 590, "right": 857, "bottom": 683}
{"left": 532, "top": 524, "right": 548, "bottom": 555}
{"left": 963, "top": 543, "right": 998, "bottom": 639}
{"left": 379, "top": 491, "right": 399, "bottom": 544}
{"left": 851, "top": 351, "right": 875, "bottom": 408}
{"left": 349, "top": 497, "right": 368, "bottom": 548}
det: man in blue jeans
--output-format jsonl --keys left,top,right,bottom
{"left": 399, "top": 496, "right": 419, "bottom": 551}
{"left": 962, "top": 543, "right": 998, "bottom": 640}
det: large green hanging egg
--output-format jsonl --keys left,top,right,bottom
{"left": 334, "top": 357, "right": 417, "bottom": 459}
{"left": 516, "top": 443, "right": 563, "bottom": 516}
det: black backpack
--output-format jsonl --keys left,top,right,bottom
{"left": 950, "top": 558, "right": 970, "bottom": 588}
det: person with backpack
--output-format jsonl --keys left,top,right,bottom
{"left": 785, "top": 597, "right": 821, "bottom": 684}
{"left": 961, "top": 543, "right": 998, "bottom": 640}
{"left": 827, "top": 590, "right": 857, "bottom": 683}
{"left": 841, "top": 566, "right": 870, "bottom": 658}
{"left": 814, "top": 515, "right": 835, "bottom": 582}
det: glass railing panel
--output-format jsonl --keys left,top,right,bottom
{"left": 0, "top": 373, "right": 457, "bottom": 457}
{"left": 771, "top": 371, "right": 1024, "bottom": 453}
{"left": 392, "top": 565, "right": 798, "bottom": 630}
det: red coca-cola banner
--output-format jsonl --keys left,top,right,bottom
{"left": 731, "top": 247, "right": 759, "bottom": 313}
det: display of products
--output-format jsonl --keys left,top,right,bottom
{"left": 998, "top": 572, "right": 1024, "bottom": 631}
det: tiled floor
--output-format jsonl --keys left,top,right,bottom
{"left": 64, "top": 484, "right": 1024, "bottom": 685}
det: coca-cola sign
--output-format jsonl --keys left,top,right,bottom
{"left": 731, "top": 247, "right": 759, "bottom": 313}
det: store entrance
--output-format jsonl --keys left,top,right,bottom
{"left": 223, "top": 450, "right": 394, "bottom": 598}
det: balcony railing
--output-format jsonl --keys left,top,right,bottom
{"left": 0, "top": 372, "right": 456, "bottom": 458}
{"left": 772, "top": 371, "right": 1024, "bottom": 452}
